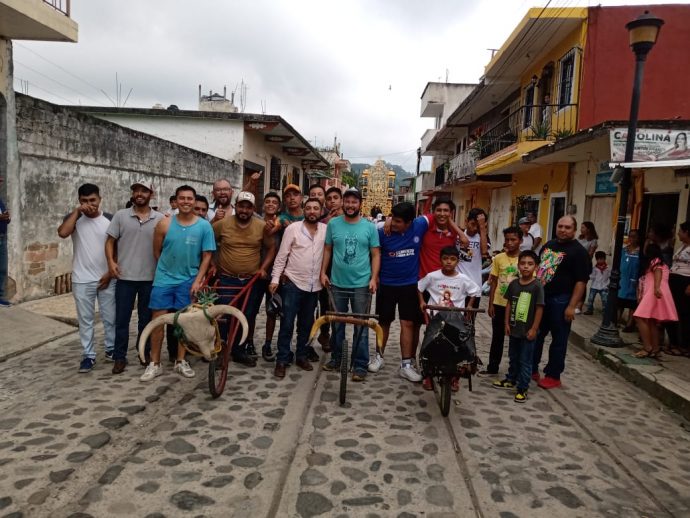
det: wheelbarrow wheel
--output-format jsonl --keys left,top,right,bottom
{"left": 209, "top": 316, "right": 237, "bottom": 398}
{"left": 438, "top": 375, "right": 452, "bottom": 417}
{"left": 339, "top": 340, "right": 348, "bottom": 406}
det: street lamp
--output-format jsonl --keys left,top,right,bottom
{"left": 592, "top": 11, "right": 664, "bottom": 347}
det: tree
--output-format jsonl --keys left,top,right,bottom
{"left": 341, "top": 171, "right": 361, "bottom": 189}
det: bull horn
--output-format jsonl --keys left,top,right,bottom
{"left": 205, "top": 305, "right": 249, "bottom": 346}
{"left": 310, "top": 315, "right": 333, "bottom": 341}
{"left": 138, "top": 313, "right": 175, "bottom": 363}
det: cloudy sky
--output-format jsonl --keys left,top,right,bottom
{"left": 14, "top": 0, "right": 683, "bottom": 172}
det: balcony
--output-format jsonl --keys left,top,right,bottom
{"left": 420, "top": 128, "right": 439, "bottom": 155}
{"left": 0, "top": 0, "right": 78, "bottom": 41}
{"left": 475, "top": 103, "right": 578, "bottom": 160}
{"left": 447, "top": 149, "right": 476, "bottom": 182}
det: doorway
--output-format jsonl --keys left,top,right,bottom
{"left": 639, "top": 192, "right": 680, "bottom": 240}
{"left": 548, "top": 192, "right": 567, "bottom": 240}
{"left": 585, "top": 195, "right": 615, "bottom": 256}
{"left": 244, "top": 160, "right": 265, "bottom": 208}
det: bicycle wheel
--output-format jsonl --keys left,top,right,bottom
{"left": 339, "top": 339, "right": 349, "bottom": 406}
{"left": 208, "top": 316, "right": 236, "bottom": 398}
{"left": 438, "top": 376, "right": 452, "bottom": 417}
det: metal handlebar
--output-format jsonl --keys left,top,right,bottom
{"left": 424, "top": 305, "right": 485, "bottom": 313}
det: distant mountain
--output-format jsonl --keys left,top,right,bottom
{"left": 350, "top": 161, "right": 414, "bottom": 189}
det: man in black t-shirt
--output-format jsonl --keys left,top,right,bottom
{"left": 532, "top": 216, "right": 591, "bottom": 389}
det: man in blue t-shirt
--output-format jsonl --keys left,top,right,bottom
{"left": 369, "top": 202, "right": 428, "bottom": 383}
{"left": 142, "top": 185, "right": 216, "bottom": 383}
{"left": 320, "top": 189, "right": 380, "bottom": 381}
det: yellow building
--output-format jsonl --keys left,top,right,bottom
{"left": 361, "top": 160, "right": 396, "bottom": 216}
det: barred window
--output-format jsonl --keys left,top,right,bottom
{"left": 523, "top": 85, "right": 535, "bottom": 128}
{"left": 558, "top": 49, "right": 576, "bottom": 108}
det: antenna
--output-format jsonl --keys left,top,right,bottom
{"left": 487, "top": 48, "right": 499, "bottom": 59}
{"left": 445, "top": 69, "right": 449, "bottom": 82}
{"left": 101, "top": 72, "right": 133, "bottom": 107}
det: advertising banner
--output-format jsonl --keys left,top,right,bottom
{"left": 610, "top": 128, "right": 690, "bottom": 162}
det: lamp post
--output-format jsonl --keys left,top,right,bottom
{"left": 592, "top": 11, "right": 664, "bottom": 347}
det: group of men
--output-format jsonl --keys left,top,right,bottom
{"left": 60, "top": 174, "right": 590, "bottom": 392}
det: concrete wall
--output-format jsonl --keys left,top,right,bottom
{"left": 92, "top": 113, "right": 245, "bottom": 164}
{"left": 12, "top": 94, "right": 241, "bottom": 300}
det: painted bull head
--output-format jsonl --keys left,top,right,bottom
{"left": 138, "top": 305, "right": 249, "bottom": 362}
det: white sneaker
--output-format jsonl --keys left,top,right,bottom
{"left": 399, "top": 364, "right": 423, "bottom": 382}
{"left": 368, "top": 353, "right": 384, "bottom": 373}
{"left": 140, "top": 363, "right": 162, "bottom": 382}
{"left": 174, "top": 360, "right": 195, "bottom": 378}
{"left": 575, "top": 308, "right": 582, "bottom": 315}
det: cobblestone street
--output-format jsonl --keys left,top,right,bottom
{"left": 0, "top": 307, "right": 689, "bottom": 517}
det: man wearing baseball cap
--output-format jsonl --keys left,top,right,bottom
{"left": 276, "top": 183, "right": 304, "bottom": 230}
{"left": 106, "top": 178, "right": 165, "bottom": 374}
{"left": 213, "top": 191, "right": 276, "bottom": 366}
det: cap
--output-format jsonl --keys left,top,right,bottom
{"left": 343, "top": 188, "right": 362, "bottom": 200}
{"left": 266, "top": 293, "right": 283, "bottom": 318}
{"left": 283, "top": 183, "right": 301, "bottom": 194}
{"left": 236, "top": 191, "right": 256, "bottom": 206}
{"left": 518, "top": 217, "right": 530, "bottom": 225}
{"left": 131, "top": 179, "right": 153, "bottom": 192}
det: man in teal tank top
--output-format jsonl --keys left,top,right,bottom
{"left": 141, "top": 185, "right": 216, "bottom": 382}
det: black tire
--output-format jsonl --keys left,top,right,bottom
{"left": 339, "top": 339, "right": 348, "bottom": 406}
{"left": 208, "top": 319, "right": 235, "bottom": 398}
{"left": 439, "top": 376, "right": 452, "bottom": 417}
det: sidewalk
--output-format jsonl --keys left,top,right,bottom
{"left": 569, "top": 311, "right": 690, "bottom": 421}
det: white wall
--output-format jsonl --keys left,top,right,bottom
{"left": 93, "top": 114, "right": 245, "bottom": 164}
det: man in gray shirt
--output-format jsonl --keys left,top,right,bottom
{"left": 106, "top": 180, "right": 164, "bottom": 374}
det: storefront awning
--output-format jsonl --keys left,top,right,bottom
{"left": 610, "top": 159, "right": 690, "bottom": 169}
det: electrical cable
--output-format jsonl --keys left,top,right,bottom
{"left": 13, "top": 75, "right": 79, "bottom": 105}
{"left": 14, "top": 60, "right": 107, "bottom": 106}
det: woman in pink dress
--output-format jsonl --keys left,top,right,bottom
{"left": 633, "top": 243, "right": 679, "bottom": 358}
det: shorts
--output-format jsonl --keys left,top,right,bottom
{"left": 149, "top": 277, "right": 194, "bottom": 310}
{"left": 376, "top": 283, "right": 423, "bottom": 325}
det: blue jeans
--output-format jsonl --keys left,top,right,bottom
{"left": 113, "top": 280, "right": 153, "bottom": 362}
{"left": 507, "top": 336, "right": 535, "bottom": 391}
{"left": 218, "top": 275, "right": 263, "bottom": 348}
{"left": 73, "top": 280, "right": 116, "bottom": 359}
{"left": 331, "top": 285, "right": 372, "bottom": 375}
{"left": 532, "top": 292, "right": 572, "bottom": 380}
{"left": 0, "top": 234, "right": 7, "bottom": 300}
{"left": 276, "top": 280, "right": 318, "bottom": 364}
{"left": 586, "top": 288, "right": 608, "bottom": 311}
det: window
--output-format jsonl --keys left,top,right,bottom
{"left": 523, "top": 85, "right": 535, "bottom": 128}
{"left": 558, "top": 49, "right": 576, "bottom": 108}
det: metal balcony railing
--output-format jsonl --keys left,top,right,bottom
{"left": 447, "top": 149, "right": 476, "bottom": 182}
{"left": 43, "top": 0, "right": 70, "bottom": 16}
{"left": 475, "top": 103, "right": 578, "bottom": 160}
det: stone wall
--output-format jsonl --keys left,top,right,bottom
{"left": 11, "top": 94, "right": 241, "bottom": 300}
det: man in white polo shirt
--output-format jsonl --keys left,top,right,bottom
{"left": 57, "top": 183, "right": 116, "bottom": 373}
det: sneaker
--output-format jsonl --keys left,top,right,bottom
{"left": 492, "top": 378, "right": 516, "bottom": 390}
{"left": 352, "top": 371, "right": 366, "bottom": 382}
{"left": 104, "top": 351, "right": 115, "bottom": 362}
{"left": 323, "top": 359, "right": 340, "bottom": 371}
{"left": 514, "top": 390, "right": 528, "bottom": 403}
{"left": 0, "top": 299, "right": 11, "bottom": 307}
{"left": 368, "top": 353, "right": 384, "bottom": 373}
{"left": 262, "top": 342, "right": 276, "bottom": 362}
{"left": 537, "top": 376, "right": 561, "bottom": 390}
{"left": 245, "top": 342, "right": 258, "bottom": 358}
{"left": 531, "top": 372, "right": 541, "bottom": 382}
{"left": 422, "top": 377, "right": 433, "bottom": 391}
{"left": 174, "top": 360, "right": 195, "bottom": 378}
{"left": 78, "top": 357, "right": 96, "bottom": 373}
{"left": 140, "top": 363, "right": 163, "bottom": 382}
{"left": 583, "top": 308, "right": 594, "bottom": 316}
{"left": 306, "top": 346, "right": 320, "bottom": 362}
{"left": 477, "top": 369, "right": 498, "bottom": 377}
{"left": 575, "top": 308, "right": 582, "bottom": 315}
{"left": 399, "top": 364, "right": 422, "bottom": 382}
{"left": 451, "top": 377, "right": 460, "bottom": 392}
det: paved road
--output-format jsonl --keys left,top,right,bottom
{"left": 0, "top": 310, "right": 688, "bottom": 517}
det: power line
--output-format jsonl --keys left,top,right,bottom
{"left": 13, "top": 75, "right": 79, "bottom": 105}
{"left": 15, "top": 43, "right": 108, "bottom": 102}
{"left": 14, "top": 60, "right": 107, "bottom": 106}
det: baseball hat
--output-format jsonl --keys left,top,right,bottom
{"left": 131, "top": 179, "right": 153, "bottom": 192}
{"left": 518, "top": 217, "right": 530, "bottom": 225}
{"left": 283, "top": 183, "right": 301, "bottom": 194}
{"left": 343, "top": 188, "right": 362, "bottom": 200}
{"left": 236, "top": 191, "right": 256, "bottom": 206}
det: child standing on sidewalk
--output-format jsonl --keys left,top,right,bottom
{"left": 583, "top": 251, "right": 610, "bottom": 315}
{"left": 633, "top": 243, "right": 678, "bottom": 358}
{"left": 480, "top": 226, "right": 521, "bottom": 375}
{"left": 492, "top": 250, "right": 544, "bottom": 403}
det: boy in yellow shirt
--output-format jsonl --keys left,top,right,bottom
{"left": 479, "top": 226, "right": 521, "bottom": 375}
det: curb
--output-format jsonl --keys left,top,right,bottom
{"left": 569, "top": 328, "right": 690, "bottom": 422}
{"left": 0, "top": 329, "right": 78, "bottom": 363}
